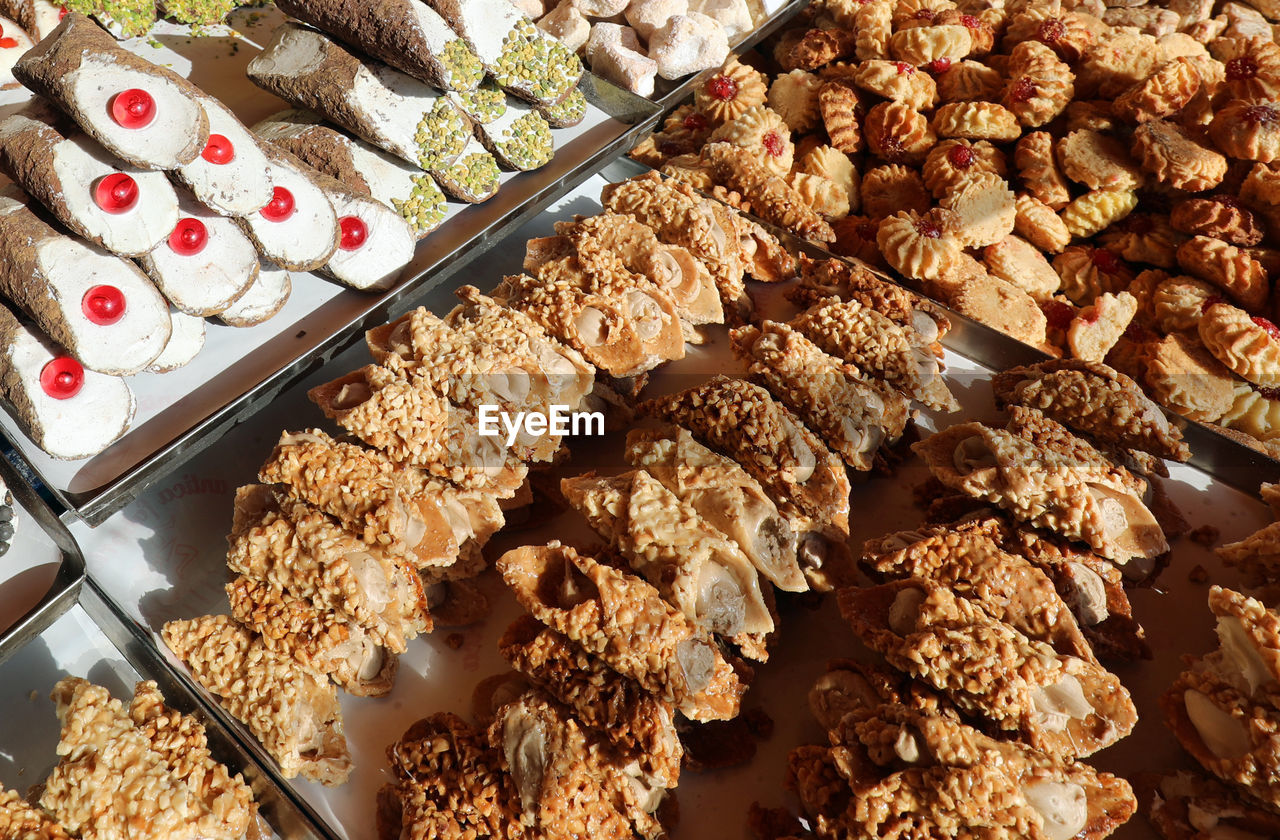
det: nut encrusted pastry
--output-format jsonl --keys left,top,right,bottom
{"left": 992, "top": 359, "right": 1191, "bottom": 461}
{"left": 560, "top": 469, "right": 776, "bottom": 655}
{"left": 624, "top": 426, "right": 806, "bottom": 592}
{"left": 1149, "top": 771, "right": 1280, "bottom": 840}
{"left": 638, "top": 375, "right": 852, "bottom": 539}
{"left": 790, "top": 297, "right": 959, "bottom": 412}
{"left": 499, "top": 615, "right": 682, "bottom": 789}
{"left": 700, "top": 141, "right": 836, "bottom": 244}
{"left": 913, "top": 422, "right": 1168, "bottom": 566}
{"left": 495, "top": 542, "right": 746, "bottom": 721}
{"left": 731, "top": 321, "right": 910, "bottom": 471}
{"left": 1216, "top": 521, "right": 1280, "bottom": 582}
{"left": 162, "top": 614, "right": 352, "bottom": 785}
{"left": 839, "top": 580, "right": 1138, "bottom": 759}
{"left": 0, "top": 786, "right": 69, "bottom": 840}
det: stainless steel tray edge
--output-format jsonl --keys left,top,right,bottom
{"left": 0, "top": 449, "right": 85, "bottom": 664}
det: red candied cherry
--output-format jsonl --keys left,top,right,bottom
{"left": 1042, "top": 300, "right": 1075, "bottom": 330}
{"left": 1038, "top": 18, "right": 1067, "bottom": 43}
{"left": 1253, "top": 315, "right": 1280, "bottom": 341}
{"left": 201, "top": 134, "right": 235, "bottom": 165}
{"left": 82, "top": 285, "right": 126, "bottom": 326}
{"left": 0, "top": 21, "right": 16, "bottom": 48}
{"left": 58, "top": 6, "right": 68, "bottom": 18}
{"left": 259, "top": 186, "right": 295, "bottom": 222}
{"left": 682, "top": 112, "right": 708, "bottom": 133}
{"left": 109, "top": 89, "right": 156, "bottom": 129}
{"left": 947, "top": 143, "right": 975, "bottom": 168}
{"left": 706, "top": 74, "right": 739, "bottom": 101}
{"left": 169, "top": 218, "right": 208, "bottom": 256}
{"left": 339, "top": 216, "right": 368, "bottom": 251}
{"left": 1243, "top": 104, "right": 1279, "bottom": 126}
{"left": 914, "top": 8, "right": 935, "bottom": 20}
{"left": 762, "top": 130, "right": 786, "bottom": 158}
{"left": 1008, "top": 76, "right": 1038, "bottom": 103}
{"left": 1226, "top": 56, "right": 1258, "bottom": 81}
{"left": 959, "top": 13, "right": 981, "bottom": 29}
{"left": 926, "top": 57, "right": 952, "bottom": 74}
{"left": 40, "top": 357, "right": 83, "bottom": 400}
{"left": 914, "top": 217, "right": 943, "bottom": 238}
{"left": 1090, "top": 247, "right": 1122, "bottom": 273}
{"left": 894, "top": 61, "right": 915, "bottom": 75}
{"left": 1201, "top": 293, "right": 1226, "bottom": 312}
{"left": 93, "top": 173, "right": 139, "bottom": 214}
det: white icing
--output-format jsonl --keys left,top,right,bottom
{"left": 145, "top": 307, "right": 205, "bottom": 373}
{"left": 33, "top": 236, "right": 170, "bottom": 375}
{"left": 51, "top": 130, "right": 179, "bottom": 257}
{"left": 245, "top": 25, "right": 329, "bottom": 80}
{"left": 323, "top": 191, "right": 414, "bottom": 291}
{"left": 2, "top": 318, "right": 135, "bottom": 460}
{"left": 242, "top": 157, "right": 338, "bottom": 270}
{"left": 0, "top": 16, "right": 34, "bottom": 87}
{"left": 349, "top": 61, "right": 446, "bottom": 163}
{"left": 219, "top": 262, "right": 291, "bottom": 327}
{"left": 452, "top": 0, "right": 523, "bottom": 62}
{"left": 407, "top": 0, "right": 460, "bottom": 55}
{"left": 144, "top": 193, "right": 259, "bottom": 316}
{"left": 66, "top": 55, "right": 205, "bottom": 169}
{"left": 175, "top": 97, "right": 273, "bottom": 216}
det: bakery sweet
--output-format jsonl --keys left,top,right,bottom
{"left": 173, "top": 93, "right": 274, "bottom": 218}
{"left": 0, "top": 14, "right": 33, "bottom": 89}
{"left": 215, "top": 262, "right": 291, "bottom": 328}
{"left": 145, "top": 307, "right": 205, "bottom": 372}
{"left": 235, "top": 143, "right": 340, "bottom": 273}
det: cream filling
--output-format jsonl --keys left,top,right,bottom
{"left": 1023, "top": 780, "right": 1088, "bottom": 840}
{"left": 51, "top": 133, "right": 179, "bottom": 256}
{"left": 625, "top": 290, "right": 665, "bottom": 342}
{"left": 177, "top": 98, "right": 273, "bottom": 216}
{"left": 893, "top": 729, "right": 923, "bottom": 764}
{"left": 485, "top": 367, "right": 533, "bottom": 406}
{"left": 349, "top": 61, "right": 446, "bottom": 161}
{"left": 289, "top": 704, "right": 324, "bottom": 756}
{"left": 332, "top": 379, "right": 372, "bottom": 410}
{"left": 533, "top": 343, "right": 581, "bottom": 399}
{"left": 347, "top": 552, "right": 393, "bottom": 613}
{"left": 67, "top": 56, "right": 206, "bottom": 168}
{"left": 910, "top": 309, "right": 939, "bottom": 344}
{"left": 1031, "top": 674, "right": 1093, "bottom": 732}
{"left": 889, "top": 587, "right": 925, "bottom": 635}
{"left": 248, "top": 25, "right": 328, "bottom": 78}
{"left": 408, "top": 0, "right": 465, "bottom": 55}
{"left": 781, "top": 417, "right": 816, "bottom": 484}
{"left": 1066, "top": 562, "right": 1109, "bottom": 626}
{"left": 1184, "top": 689, "right": 1251, "bottom": 760}
{"left": 1087, "top": 484, "right": 1165, "bottom": 561}
{"left": 1187, "top": 804, "right": 1266, "bottom": 840}
{"left": 219, "top": 263, "right": 291, "bottom": 327}
{"left": 676, "top": 636, "right": 715, "bottom": 694}
{"left": 440, "top": 496, "right": 476, "bottom": 547}
{"left": 244, "top": 159, "right": 338, "bottom": 269}
{"left": 502, "top": 710, "right": 547, "bottom": 816}
{"left": 147, "top": 200, "right": 259, "bottom": 316}
{"left": 574, "top": 306, "right": 611, "bottom": 347}
{"left": 1217, "top": 616, "right": 1274, "bottom": 695}
{"left": 34, "top": 237, "right": 170, "bottom": 375}
{"left": 324, "top": 193, "right": 415, "bottom": 292}
{"left": 29, "top": 2, "right": 62, "bottom": 39}
{"left": 347, "top": 137, "right": 426, "bottom": 211}
{"left": 4, "top": 321, "right": 135, "bottom": 459}
{"left": 808, "top": 670, "right": 881, "bottom": 730}
{"left": 145, "top": 308, "right": 205, "bottom": 373}
{"left": 952, "top": 436, "right": 998, "bottom": 474}
{"left": 695, "top": 561, "right": 746, "bottom": 637}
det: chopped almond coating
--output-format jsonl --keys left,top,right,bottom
{"left": 992, "top": 359, "right": 1190, "bottom": 461}
{"left": 309, "top": 364, "right": 527, "bottom": 490}
{"left": 860, "top": 524, "right": 1093, "bottom": 661}
{"left": 41, "top": 678, "right": 216, "bottom": 840}
{"left": 161, "top": 615, "right": 352, "bottom": 785}
{"left": 731, "top": 321, "right": 910, "bottom": 471}
{"left": 700, "top": 142, "right": 836, "bottom": 244}
{"left": 790, "top": 297, "right": 959, "bottom": 412}
{"left": 495, "top": 542, "right": 745, "bottom": 722}
{"left": 1149, "top": 771, "right": 1280, "bottom": 840}
{"left": 0, "top": 787, "right": 69, "bottom": 840}
{"left": 499, "top": 615, "right": 682, "bottom": 789}
{"left": 913, "top": 423, "right": 1168, "bottom": 566}
{"left": 383, "top": 713, "right": 525, "bottom": 840}
{"left": 227, "top": 575, "right": 400, "bottom": 697}
{"left": 1003, "top": 406, "right": 1148, "bottom": 499}
{"left": 788, "top": 254, "right": 951, "bottom": 342}
{"left": 1205, "top": 586, "right": 1280, "bottom": 696}
{"left": 785, "top": 744, "right": 852, "bottom": 830}
{"left": 839, "top": 580, "right": 1137, "bottom": 759}
{"left": 127, "top": 681, "right": 263, "bottom": 840}
{"left": 600, "top": 171, "right": 751, "bottom": 322}
{"left": 808, "top": 659, "right": 954, "bottom": 733}
{"left": 835, "top": 703, "right": 1136, "bottom": 840}
{"left": 624, "top": 426, "right": 806, "bottom": 592}
{"left": 638, "top": 375, "right": 851, "bottom": 538}
{"left": 488, "top": 689, "right": 662, "bottom": 839}
{"left": 447, "top": 285, "right": 595, "bottom": 409}
{"left": 560, "top": 470, "right": 775, "bottom": 657}
{"left": 1216, "top": 521, "right": 1280, "bottom": 582}
{"left": 226, "top": 485, "right": 428, "bottom": 652}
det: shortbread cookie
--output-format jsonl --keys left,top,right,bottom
{"left": 0, "top": 193, "right": 169, "bottom": 376}
{"left": 0, "top": 110, "right": 179, "bottom": 258}
{"left": 146, "top": 307, "right": 205, "bottom": 371}
{"left": 217, "top": 262, "right": 291, "bottom": 328}
{"left": 13, "top": 13, "right": 209, "bottom": 169}
{"left": 817, "top": 78, "right": 863, "bottom": 155}
{"left": 0, "top": 302, "right": 134, "bottom": 460}
{"left": 938, "top": 170, "right": 1016, "bottom": 247}
{"left": 876, "top": 207, "right": 963, "bottom": 282}
{"left": 173, "top": 93, "right": 274, "bottom": 217}
{"left": 1068, "top": 291, "right": 1137, "bottom": 363}
{"left": 707, "top": 104, "right": 795, "bottom": 177}
{"left": 922, "top": 138, "right": 1006, "bottom": 199}
{"left": 1001, "top": 40, "right": 1075, "bottom": 128}
{"left": 983, "top": 234, "right": 1060, "bottom": 300}
{"left": 861, "top": 164, "right": 929, "bottom": 222}
{"left": 1221, "top": 382, "right": 1280, "bottom": 442}
{"left": 1199, "top": 302, "right": 1280, "bottom": 388}
{"left": 1015, "top": 192, "right": 1072, "bottom": 253}
{"left": 236, "top": 143, "right": 341, "bottom": 272}
{"left": 936, "top": 57, "right": 1004, "bottom": 102}
{"left": 1058, "top": 129, "right": 1144, "bottom": 192}
{"left": 850, "top": 60, "right": 938, "bottom": 111}
{"left": 931, "top": 101, "right": 1021, "bottom": 141}
{"left": 950, "top": 271, "right": 1052, "bottom": 350}
{"left": 1209, "top": 101, "right": 1280, "bottom": 164}
{"left": 1015, "top": 131, "right": 1071, "bottom": 210}
{"left": 1098, "top": 212, "right": 1186, "bottom": 269}
{"left": 864, "top": 100, "right": 937, "bottom": 164}
{"left": 1150, "top": 274, "right": 1216, "bottom": 334}
{"left": 1145, "top": 331, "right": 1237, "bottom": 423}
{"left": 138, "top": 190, "right": 259, "bottom": 316}
{"left": 699, "top": 56, "right": 769, "bottom": 126}
{"left": 1131, "top": 119, "right": 1228, "bottom": 192}
{"left": 1177, "top": 235, "right": 1269, "bottom": 312}
{"left": 1170, "top": 196, "right": 1266, "bottom": 247}
{"left": 1061, "top": 188, "right": 1138, "bottom": 239}
{"left": 273, "top": 0, "right": 484, "bottom": 91}
{"left": 1114, "top": 57, "right": 1201, "bottom": 124}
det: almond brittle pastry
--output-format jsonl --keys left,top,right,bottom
{"left": 1217, "top": 520, "right": 1280, "bottom": 583}
{"left": 839, "top": 580, "right": 1138, "bottom": 759}
{"left": 1148, "top": 771, "right": 1280, "bottom": 840}
{"left": 700, "top": 141, "right": 836, "bottom": 244}
{"left": 161, "top": 615, "right": 353, "bottom": 785}
{"left": 0, "top": 787, "right": 69, "bottom": 840}
{"left": 913, "top": 422, "right": 1167, "bottom": 567}
{"left": 495, "top": 542, "right": 746, "bottom": 721}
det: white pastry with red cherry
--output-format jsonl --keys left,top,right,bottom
{"left": 174, "top": 94, "right": 274, "bottom": 217}
{"left": 237, "top": 144, "right": 339, "bottom": 272}
{"left": 0, "top": 0, "right": 64, "bottom": 41}
{"left": 217, "top": 260, "right": 292, "bottom": 327}
{"left": 0, "top": 189, "right": 170, "bottom": 375}
{"left": 0, "top": 108, "right": 180, "bottom": 258}
{"left": 145, "top": 306, "right": 205, "bottom": 373}
{"left": 138, "top": 190, "right": 259, "bottom": 316}
{"left": 0, "top": 15, "right": 33, "bottom": 88}
{"left": 0, "top": 301, "right": 135, "bottom": 460}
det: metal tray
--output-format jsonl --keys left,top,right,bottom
{"left": 0, "top": 6, "right": 663, "bottom": 526}
{"left": 0, "top": 447, "right": 84, "bottom": 665}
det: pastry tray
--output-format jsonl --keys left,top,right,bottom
{"left": 0, "top": 580, "right": 341, "bottom": 839}
{"left": 70, "top": 171, "right": 1274, "bottom": 840}
{"left": 0, "top": 4, "right": 665, "bottom": 527}
{"left": 0, "top": 445, "right": 84, "bottom": 664}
